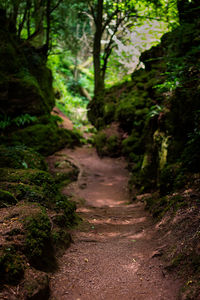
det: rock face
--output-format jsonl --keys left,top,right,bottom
{"left": 0, "top": 13, "right": 82, "bottom": 156}
{"left": 0, "top": 13, "right": 54, "bottom": 118}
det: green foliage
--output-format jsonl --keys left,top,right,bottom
{"left": 48, "top": 52, "right": 93, "bottom": 127}
{"left": 0, "top": 115, "right": 11, "bottom": 129}
{"left": 0, "top": 145, "right": 47, "bottom": 170}
{"left": 147, "top": 105, "right": 164, "bottom": 118}
{"left": 14, "top": 114, "right": 38, "bottom": 127}
{"left": 0, "top": 246, "right": 24, "bottom": 284}
{"left": 0, "top": 114, "right": 37, "bottom": 129}
{"left": 154, "top": 63, "right": 184, "bottom": 92}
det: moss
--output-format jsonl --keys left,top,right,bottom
{"left": 145, "top": 194, "right": 187, "bottom": 218}
{"left": 23, "top": 210, "right": 55, "bottom": 270}
{"left": 104, "top": 103, "right": 116, "bottom": 124}
{"left": 115, "top": 99, "right": 136, "bottom": 133}
{"left": 94, "top": 132, "right": 107, "bottom": 157}
{"left": 0, "top": 23, "right": 55, "bottom": 118}
{"left": 0, "top": 145, "right": 47, "bottom": 170}
{"left": 159, "top": 163, "right": 187, "bottom": 195}
{"left": 0, "top": 246, "right": 24, "bottom": 284}
{"left": 0, "top": 168, "right": 53, "bottom": 185}
{"left": 106, "top": 135, "right": 120, "bottom": 157}
{"left": 0, "top": 167, "right": 77, "bottom": 231}
{"left": 55, "top": 195, "right": 77, "bottom": 227}
{"left": 1, "top": 123, "right": 81, "bottom": 156}
{"left": 94, "top": 132, "right": 120, "bottom": 157}
{"left": 122, "top": 131, "right": 144, "bottom": 159}
{"left": 0, "top": 189, "right": 17, "bottom": 207}
{"left": 51, "top": 159, "right": 79, "bottom": 184}
{"left": 51, "top": 229, "right": 72, "bottom": 249}
{"left": 181, "top": 133, "right": 200, "bottom": 172}
{"left": 153, "top": 130, "right": 169, "bottom": 170}
{"left": 4, "top": 183, "right": 52, "bottom": 205}
{"left": 0, "top": 168, "right": 62, "bottom": 206}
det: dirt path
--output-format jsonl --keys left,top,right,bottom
{"left": 49, "top": 146, "right": 181, "bottom": 300}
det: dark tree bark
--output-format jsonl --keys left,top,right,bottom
{"left": 45, "top": 0, "right": 51, "bottom": 56}
{"left": 93, "top": 0, "right": 104, "bottom": 95}
{"left": 177, "top": 0, "right": 200, "bottom": 23}
{"left": 89, "top": 0, "right": 136, "bottom": 97}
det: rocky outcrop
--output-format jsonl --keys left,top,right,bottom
{"left": 0, "top": 13, "right": 54, "bottom": 118}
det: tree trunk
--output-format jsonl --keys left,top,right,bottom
{"left": 45, "top": 0, "right": 51, "bottom": 56}
{"left": 177, "top": 0, "right": 200, "bottom": 23}
{"left": 93, "top": 0, "right": 104, "bottom": 96}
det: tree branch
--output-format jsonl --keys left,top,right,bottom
{"left": 102, "top": 8, "right": 119, "bottom": 34}
{"left": 50, "top": 0, "right": 63, "bottom": 14}
{"left": 88, "top": 1, "right": 97, "bottom": 25}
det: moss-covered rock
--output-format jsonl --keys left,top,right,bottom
{"left": 46, "top": 154, "right": 80, "bottom": 184}
{"left": 23, "top": 210, "right": 54, "bottom": 269}
{"left": 1, "top": 123, "right": 81, "bottom": 156}
{"left": 0, "top": 194, "right": 76, "bottom": 292}
{"left": 0, "top": 145, "right": 47, "bottom": 170}
{"left": 0, "top": 21, "right": 54, "bottom": 118}
{"left": 0, "top": 168, "right": 78, "bottom": 223}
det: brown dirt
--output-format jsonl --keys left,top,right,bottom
{"left": 51, "top": 107, "right": 74, "bottom": 130}
{"left": 48, "top": 146, "right": 182, "bottom": 300}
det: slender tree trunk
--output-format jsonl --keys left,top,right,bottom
{"left": 93, "top": 0, "right": 104, "bottom": 96}
{"left": 46, "top": 0, "right": 51, "bottom": 53}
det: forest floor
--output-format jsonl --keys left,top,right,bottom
{"left": 47, "top": 145, "right": 182, "bottom": 300}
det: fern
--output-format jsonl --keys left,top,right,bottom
{"left": 0, "top": 114, "right": 37, "bottom": 129}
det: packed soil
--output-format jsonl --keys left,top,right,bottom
{"left": 49, "top": 146, "right": 181, "bottom": 300}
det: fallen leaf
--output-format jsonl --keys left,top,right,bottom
{"left": 187, "top": 280, "right": 193, "bottom": 285}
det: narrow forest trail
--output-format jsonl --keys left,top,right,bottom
{"left": 49, "top": 146, "right": 181, "bottom": 300}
